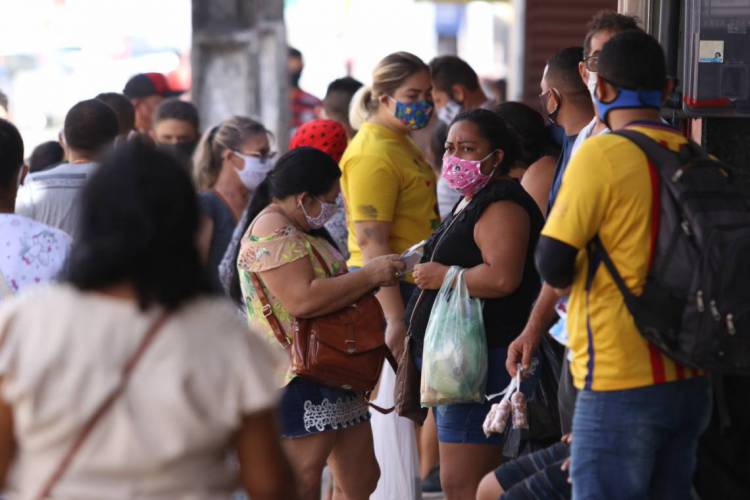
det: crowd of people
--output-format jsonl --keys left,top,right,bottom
{"left": 0, "top": 8, "right": 738, "bottom": 500}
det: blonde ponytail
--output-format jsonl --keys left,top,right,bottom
{"left": 348, "top": 85, "right": 372, "bottom": 132}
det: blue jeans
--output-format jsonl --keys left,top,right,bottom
{"left": 571, "top": 377, "right": 712, "bottom": 500}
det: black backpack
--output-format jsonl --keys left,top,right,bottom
{"left": 589, "top": 129, "right": 750, "bottom": 375}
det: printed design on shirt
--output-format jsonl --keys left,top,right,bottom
{"left": 302, "top": 396, "right": 369, "bottom": 432}
{"left": 358, "top": 205, "right": 379, "bottom": 219}
{"left": 254, "top": 247, "right": 271, "bottom": 261}
{"left": 20, "top": 230, "right": 61, "bottom": 267}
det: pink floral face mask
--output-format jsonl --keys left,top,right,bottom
{"left": 441, "top": 150, "right": 498, "bottom": 198}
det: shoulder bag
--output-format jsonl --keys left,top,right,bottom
{"left": 35, "top": 312, "right": 170, "bottom": 499}
{"left": 251, "top": 242, "right": 394, "bottom": 394}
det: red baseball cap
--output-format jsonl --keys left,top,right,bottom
{"left": 123, "top": 73, "right": 183, "bottom": 99}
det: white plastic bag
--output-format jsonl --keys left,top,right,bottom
{"left": 370, "top": 364, "right": 421, "bottom": 500}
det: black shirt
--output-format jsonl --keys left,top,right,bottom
{"left": 405, "top": 179, "right": 544, "bottom": 355}
{"left": 199, "top": 191, "right": 239, "bottom": 292}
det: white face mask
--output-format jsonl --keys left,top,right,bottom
{"left": 437, "top": 99, "right": 462, "bottom": 125}
{"left": 233, "top": 151, "right": 276, "bottom": 191}
{"left": 587, "top": 71, "right": 598, "bottom": 101}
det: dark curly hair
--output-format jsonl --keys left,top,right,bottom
{"left": 66, "top": 139, "right": 212, "bottom": 310}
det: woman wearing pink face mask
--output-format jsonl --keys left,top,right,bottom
{"left": 406, "top": 108, "right": 544, "bottom": 500}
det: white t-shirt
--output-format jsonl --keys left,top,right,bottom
{"left": 0, "top": 285, "right": 280, "bottom": 499}
{"left": 570, "top": 117, "right": 608, "bottom": 156}
{"left": 0, "top": 214, "right": 71, "bottom": 300}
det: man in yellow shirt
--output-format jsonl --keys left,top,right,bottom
{"left": 537, "top": 31, "right": 711, "bottom": 499}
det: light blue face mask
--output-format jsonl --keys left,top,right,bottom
{"left": 593, "top": 77, "right": 663, "bottom": 128}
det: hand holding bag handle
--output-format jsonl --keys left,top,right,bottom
{"left": 34, "top": 312, "right": 171, "bottom": 500}
{"left": 395, "top": 213, "right": 463, "bottom": 424}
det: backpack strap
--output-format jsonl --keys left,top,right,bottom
{"left": 588, "top": 236, "right": 638, "bottom": 302}
{"left": 612, "top": 129, "right": 699, "bottom": 182}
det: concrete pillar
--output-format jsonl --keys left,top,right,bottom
{"left": 192, "top": 0, "right": 289, "bottom": 148}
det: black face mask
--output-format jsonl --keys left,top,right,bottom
{"left": 289, "top": 70, "right": 302, "bottom": 88}
{"left": 158, "top": 141, "right": 197, "bottom": 170}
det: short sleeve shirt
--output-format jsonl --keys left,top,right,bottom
{"left": 542, "top": 122, "right": 701, "bottom": 391}
{"left": 0, "top": 286, "right": 280, "bottom": 497}
{"left": 340, "top": 122, "right": 440, "bottom": 274}
{"left": 237, "top": 223, "right": 345, "bottom": 383}
{"left": 0, "top": 214, "right": 71, "bottom": 300}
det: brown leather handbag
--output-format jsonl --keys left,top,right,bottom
{"left": 251, "top": 244, "right": 393, "bottom": 393}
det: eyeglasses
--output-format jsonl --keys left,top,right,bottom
{"left": 233, "top": 150, "right": 277, "bottom": 162}
{"left": 584, "top": 53, "right": 600, "bottom": 72}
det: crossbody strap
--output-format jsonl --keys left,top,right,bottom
{"left": 35, "top": 312, "right": 171, "bottom": 500}
{"left": 405, "top": 211, "right": 463, "bottom": 335}
{"left": 588, "top": 236, "right": 637, "bottom": 301}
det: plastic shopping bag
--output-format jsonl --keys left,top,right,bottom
{"left": 370, "top": 364, "right": 421, "bottom": 500}
{"left": 420, "top": 266, "right": 487, "bottom": 407}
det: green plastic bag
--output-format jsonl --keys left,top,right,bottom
{"left": 420, "top": 266, "right": 488, "bottom": 407}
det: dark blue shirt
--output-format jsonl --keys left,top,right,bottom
{"left": 547, "top": 133, "right": 579, "bottom": 214}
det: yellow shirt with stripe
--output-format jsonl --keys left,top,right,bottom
{"left": 542, "top": 123, "right": 700, "bottom": 391}
{"left": 340, "top": 122, "right": 440, "bottom": 279}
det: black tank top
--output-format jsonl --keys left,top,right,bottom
{"left": 405, "top": 179, "right": 544, "bottom": 354}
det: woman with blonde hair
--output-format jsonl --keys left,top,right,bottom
{"left": 341, "top": 51, "right": 439, "bottom": 361}
{"left": 193, "top": 116, "right": 274, "bottom": 289}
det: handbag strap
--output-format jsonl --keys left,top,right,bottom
{"left": 248, "top": 213, "right": 336, "bottom": 348}
{"left": 250, "top": 272, "right": 292, "bottom": 348}
{"left": 35, "top": 312, "right": 171, "bottom": 500}
{"left": 366, "top": 351, "right": 399, "bottom": 414}
{"left": 405, "top": 212, "right": 463, "bottom": 335}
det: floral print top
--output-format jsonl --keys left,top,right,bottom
{"left": 237, "top": 224, "right": 345, "bottom": 383}
{"left": 0, "top": 214, "right": 71, "bottom": 300}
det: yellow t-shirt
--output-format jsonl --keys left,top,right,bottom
{"left": 340, "top": 122, "right": 440, "bottom": 276}
{"left": 543, "top": 123, "right": 701, "bottom": 391}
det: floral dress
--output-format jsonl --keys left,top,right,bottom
{"left": 237, "top": 222, "right": 370, "bottom": 437}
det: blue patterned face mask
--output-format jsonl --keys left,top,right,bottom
{"left": 391, "top": 98, "right": 433, "bottom": 130}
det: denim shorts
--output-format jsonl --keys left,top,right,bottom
{"left": 416, "top": 347, "right": 519, "bottom": 445}
{"left": 279, "top": 377, "right": 370, "bottom": 439}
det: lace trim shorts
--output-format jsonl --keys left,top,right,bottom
{"left": 279, "top": 376, "right": 370, "bottom": 438}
